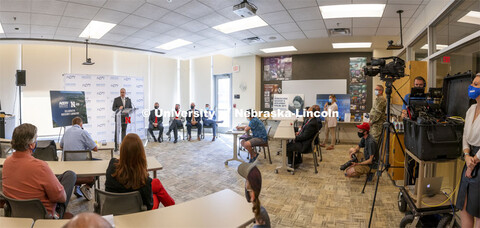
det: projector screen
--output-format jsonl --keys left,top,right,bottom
{"left": 50, "top": 90, "right": 88, "bottom": 128}
{"left": 282, "top": 79, "right": 347, "bottom": 106}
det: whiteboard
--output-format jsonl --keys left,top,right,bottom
{"left": 282, "top": 80, "right": 347, "bottom": 106}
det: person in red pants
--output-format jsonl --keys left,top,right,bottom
{"left": 105, "top": 133, "right": 174, "bottom": 209}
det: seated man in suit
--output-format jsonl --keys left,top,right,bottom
{"left": 3, "top": 123, "right": 77, "bottom": 218}
{"left": 148, "top": 102, "right": 163, "bottom": 142}
{"left": 311, "top": 104, "right": 323, "bottom": 131}
{"left": 186, "top": 102, "right": 202, "bottom": 141}
{"left": 202, "top": 104, "right": 217, "bottom": 141}
{"left": 60, "top": 116, "right": 97, "bottom": 201}
{"left": 287, "top": 107, "right": 319, "bottom": 168}
{"left": 166, "top": 104, "right": 184, "bottom": 143}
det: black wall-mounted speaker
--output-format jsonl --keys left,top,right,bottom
{"left": 16, "top": 70, "right": 26, "bottom": 86}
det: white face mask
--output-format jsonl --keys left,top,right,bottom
{"left": 374, "top": 90, "right": 379, "bottom": 96}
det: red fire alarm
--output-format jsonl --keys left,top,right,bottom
{"left": 442, "top": 56, "right": 450, "bottom": 63}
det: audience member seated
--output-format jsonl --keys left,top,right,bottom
{"left": 3, "top": 123, "right": 77, "bottom": 219}
{"left": 148, "top": 102, "right": 163, "bottom": 142}
{"left": 237, "top": 109, "right": 268, "bottom": 163}
{"left": 237, "top": 162, "right": 271, "bottom": 228}
{"left": 343, "top": 123, "right": 378, "bottom": 179}
{"left": 311, "top": 105, "right": 323, "bottom": 131}
{"left": 62, "top": 212, "right": 112, "bottom": 228}
{"left": 60, "top": 116, "right": 97, "bottom": 201}
{"left": 287, "top": 107, "right": 319, "bottom": 168}
{"left": 202, "top": 104, "right": 217, "bottom": 141}
{"left": 186, "top": 102, "right": 202, "bottom": 141}
{"left": 166, "top": 104, "right": 184, "bottom": 143}
{"left": 105, "top": 133, "right": 175, "bottom": 209}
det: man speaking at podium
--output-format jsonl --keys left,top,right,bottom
{"left": 112, "top": 88, "right": 132, "bottom": 147}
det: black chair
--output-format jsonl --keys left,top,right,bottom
{"left": 292, "top": 131, "right": 321, "bottom": 174}
{"left": 33, "top": 140, "right": 58, "bottom": 161}
{"left": 255, "top": 126, "right": 272, "bottom": 164}
{"left": 63, "top": 150, "right": 93, "bottom": 161}
{"left": 1, "top": 193, "right": 53, "bottom": 220}
{"left": 94, "top": 189, "right": 147, "bottom": 215}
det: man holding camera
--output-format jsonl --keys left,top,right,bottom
{"left": 343, "top": 122, "right": 378, "bottom": 179}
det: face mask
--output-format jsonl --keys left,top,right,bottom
{"left": 468, "top": 85, "right": 480, "bottom": 100}
{"left": 357, "top": 131, "right": 364, "bottom": 138}
{"left": 191, "top": 105, "right": 195, "bottom": 109}
{"left": 244, "top": 188, "right": 252, "bottom": 203}
{"left": 31, "top": 141, "right": 38, "bottom": 153}
{"left": 154, "top": 106, "right": 159, "bottom": 109}
{"left": 328, "top": 98, "right": 332, "bottom": 103}
{"left": 375, "top": 90, "right": 379, "bottom": 96}
{"left": 205, "top": 107, "right": 209, "bottom": 111}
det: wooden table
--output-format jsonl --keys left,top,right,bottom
{"left": 114, "top": 189, "right": 254, "bottom": 228}
{"left": 273, "top": 121, "right": 296, "bottom": 174}
{"left": 0, "top": 217, "right": 34, "bottom": 228}
{"left": 0, "top": 156, "right": 162, "bottom": 178}
{"left": 225, "top": 130, "right": 247, "bottom": 165}
{"left": 56, "top": 142, "right": 115, "bottom": 159}
{"left": 32, "top": 219, "right": 69, "bottom": 228}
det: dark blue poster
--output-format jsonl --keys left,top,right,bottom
{"left": 316, "top": 94, "right": 350, "bottom": 121}
{"left": 50, "top": 90, "right": 87, "bottom": 128}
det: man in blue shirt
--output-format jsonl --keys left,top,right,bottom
{"left": 60, "top": 117, "right": 97, "bottom": 201}
{"left": 202, "top": 104, "right": 217, "bottom": 141}
{"left": 402, "top": 76, "right": 426, "bottom": 118}
{"left": 237, "top": 109, "right": 268, "bottom": 163}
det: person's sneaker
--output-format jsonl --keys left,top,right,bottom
{"left": 80, "top": 185, "right": 92, "bottom": 201}
{"left": 173, "top": 139, "right": 177, "bottom": 144}
{"left": 153, "top": 138, "right": 157, "bottom": 142}
{"left": 74, "top": 186, "right": 83, "bottom": 198}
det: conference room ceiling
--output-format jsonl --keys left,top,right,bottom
{"left": 0, "top": 0, "right": 430, "bottom": 59}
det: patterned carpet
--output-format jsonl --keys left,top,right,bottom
{"left": 64, "top": 132, "right": 404, "bottom": 227}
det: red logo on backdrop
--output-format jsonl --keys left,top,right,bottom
{"left": 125, "top": 117, "right": 131, "bottom": 124}
{"left": 443, "top": 56, "right": 450, "bottom": 63}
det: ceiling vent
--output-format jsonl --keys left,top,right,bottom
{"left": 328, "top": 28, "right": 351, "bottom": 36}
{"left": 241, "top": 36, "right": 265, "bottom": 44}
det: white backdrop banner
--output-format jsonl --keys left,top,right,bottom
{"left": 63, "top": 74, "right": 146, "bottom": 142}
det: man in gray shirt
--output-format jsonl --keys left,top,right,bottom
{"left": 344, "top": 122, "right": 378, "bottom": 178}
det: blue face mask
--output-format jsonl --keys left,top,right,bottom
{"left": 328, "top": 98, "right": 333, "bottom": 103}
{"left": 468, "top": 85, "right": 480, "bottom": 100}
{"left": 32, "top": 141, "right": 37, "bottom": 154}
{"left": 205, "top": 107, "right": 209, "bottom": 111}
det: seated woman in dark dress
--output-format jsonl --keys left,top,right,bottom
{"left": 105, "top": 133, "right": 175, "bottom": 209}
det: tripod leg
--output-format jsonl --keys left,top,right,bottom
{"left": 362, "top": 124, "right": 386, "bottom": 194}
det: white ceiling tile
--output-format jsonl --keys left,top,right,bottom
{"left": 150, "top": 35, "right": 176, "bottom": 43}
{"left": 5, "top": 33, "right": 30, "bottom": 38}
{"left": 55, "top": 27, "right": 83, "bottom": 36}
{"left": 324, "top": 18, "right": 352, "bottom": 29}
{"left": 180, "top": 20, "right": 209, "bottom": 33}
{"left": 108, "top": 25, "right": 138, "bottom": 36}
{"left": 271, "top": 22, "right": 301, "bottom": 33}
{"left": 258, "top": 33, "right": 285, "bottom": 42}
{"left": 353, "top": 0, "right": 387, "bottom": 3}
{"left": 288, "top": 7, "right": 322, "bottom": 21}
{"left": 1, "top": 24, "right": 30, "bottom": 33}
{"left": 352, "top": 18, "right": 381, "bottom": 28}
{"left": 249, "top": 26, "right": 277, "bottom": 36}
{"left": 379, "top": 17, "right": 409, "bottom": 28}
{"left": 93, "top": 8, "right": 129, "bottom": 24}
{"left": 99, "top": 32, "right": 126, "bottom": 42}
{"left": 144, "top": 22, "right": 175, "bottom": 33}
{"left": 280, "top": 0, "right": 317, "bottom": 10}
{"left": 181, "top": 33, "right": 205, "bottom": 42}
{"left": 63, "top": 3, "right": 100, "bottom": 20}
{"left": 383, "top": 4, "right": 420, "bottom": 18}
{"left": 250, "top": 0, "right": 285, "bottom": 14}
{"left": 297, "top": 20, "right": 326, "bottom": 30}
{"left": 59, "top": 16, "right": 91, "bottom": 29}
{"left": 166, "top": 28, "right": 192, "bottom": 37}
{"left": 0, "top": 0, "right": 31, "bottom": 12}
{"left": 160, "top": 12, "right": 192, "bottom": 26}
{"left": 31, "top": 24, "right": 57, "bottom": 34}
{"left": 103, "top": 0, "right": 144, "bottom": 13}
{"left": 196, "top": 28, "right": 226, "bottom": 38}
{"left": 146, "top": 0, "right": 192, "bottom": 10}
{"left": 317, "top": 0, "right": 350, "bottom": 6}
{"left": 228, "top": 30, "right": 256, "bottom": 40}
{"left": 387, "top": 0, "right": 425, "bottom": 4}
{"left": 133, "top": 3, "right": 169, "bottom": 20}
{"left": 197, "top": 0, "right": 237, "bottom": 10}
{"left": 122, "top": 36, "right": 146, "bottom": 45}
{"left": 53, "top": 34, "right": 77, "bottom": 40}
{"left": 352, "top": 27, "right": 377, "bottom": 36}
{"left": 67, "top": 0, "right": 107, "bottom": 7}
{"left": 120, "top": 15, "right": 154, "bottom": 28}
{"left": 411, "top": 5, "right": 425, "bottom": 18}
{"left": 31, "top": 14, "right": 61, "bottom": 27}
{"left": 31, "top": 0, "right": 67, "bottom": 15}
{"left": 281, "top": 31, "right": 306, "bottom": 40}
{"left": 130, "top": 29, "right": 158, "bottom": 39}
{"left": 216, "top": 6, "right": 244, "bottom": 20}
{"left": 174, "top": 0, "right": 214, "bottom": 19}
{"left": 141, "top": 39, "right": 164, "bottom": 48}
{"left": 197, "top": 12, "right": 230, "bottom": 27}
{"left": 303, "top": 29, "right": 328, "bottom": 38}
{"left": 259, "top": 11, "right": 294, "bottom": 25}
{"left": 0, "top": 12, "right": 30, "bottom": 24}
{"left": 376, "top": 27, "right": 400, "bottom": 36}
{"left": 196, "top": 39, "right": 216, "bottom": 46}
{"left": 31, "top": 33, "right": 54, "bottom": 39}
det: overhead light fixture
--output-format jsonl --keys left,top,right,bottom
{"left": 79, "top": 20, "right": 116, "bottom": 39}
{"left": 420, "top": 44, "right": 448, "bottom": 50}
{"left": 213, "top": 15, "right": 268, "bottom": 34}
{"left": 458, "top": 11, "right": 480, "bottom": 25}
{"left": 332, "top": 42, "right": 372, "bottom": 49}
{"left": 319, "top": 4, "right": 385, "bottom": 19}
{"left": 260, "top": 46, "right": 297, "bottom": 53}
{"left": 83, "top": 39, "right": 94, "bottom": 65}
{"left": 156, "top": 39, "right": 192, "bottom": 50}
{"left": 0, "top": 23, "right": 3, "bottom": 33}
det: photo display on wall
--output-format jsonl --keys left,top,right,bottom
{"left": 263, "top": 56, "right": 292, "bottom": 81}
{"left": 264, "top": 83, "right": 282, "bottom": 109}
{"left": 349, "top": 57, "right": 367, "bottom": 118}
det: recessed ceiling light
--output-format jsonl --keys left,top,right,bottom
{"left": 320, "top": 4, "right": 385, "bottom": 19}
{"left": 156, "top": 39, "right": 192, "bottom": 50}
{"left": 260, "top": 46, "right": 297, "bottom": 53}
{"left": 213, "top": 15, "right": 268, "bottom": 34}
{"left": 420, "top": 44, "right": 448, "bottom": 50}
{"left": 332, "top": 42, "right": 372, "bottom": 49}
{"left": 458, "top": 11, "right": 480, "bottom": 25}
{"left": 79, "top": 20, "right": 116, "bottom": 39}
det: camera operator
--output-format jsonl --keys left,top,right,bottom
{"left": 343, "top": 123, "right": 378, "bottom": 179}
{"left": 401, "top": 76, "right": 426, "bottom": 118}
{"left": 456, "top": 72, "right": 480, "bottom": 228}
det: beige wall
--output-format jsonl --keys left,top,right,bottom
{"left": 232, "top": 55, "right": 259, "bottom": 127}
{"left": 179, "top": 60, "right": 190, "bottom": 110}
{"left": 0, "top": 44, "right": 21, "bottom": 120}
{"left": 190, "top": 56, "right": 212, "bottom": 107}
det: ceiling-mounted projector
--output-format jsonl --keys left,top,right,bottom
{"left": 233, "top": 0, "right": 257, "bottom": 17}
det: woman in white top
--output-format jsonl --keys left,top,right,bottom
{"left": 456, "top": 73, "right": 480, "bottom": 228}
{"left": 320, "top": 94, "right": 338, "bottom": 150}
